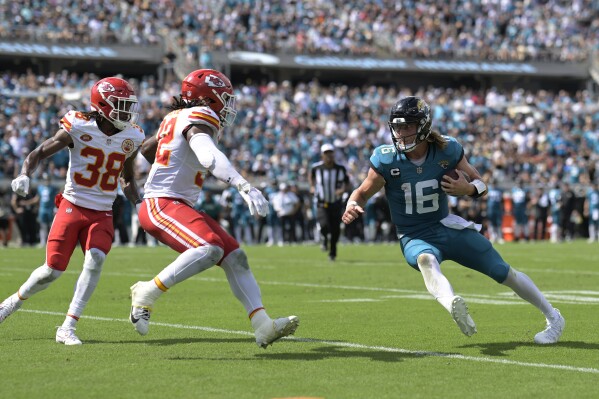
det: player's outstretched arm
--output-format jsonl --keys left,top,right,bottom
{"left": 342, "top": 168, "right": 385, "bottom": 225}
{"left": 186, "top": 126, "right": 269, "bottom": 217}
{"left": 21, "top": 129, "right": 72, "bottom": 176}
{"left": 12, "top": 129, "right": 72, "bottom": 197}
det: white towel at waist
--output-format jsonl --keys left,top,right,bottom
{"left": 440, "top": 214, "right": 482, "bottom": 232}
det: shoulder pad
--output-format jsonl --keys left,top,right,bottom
{"left": 372, "top": 145, "right": 397, "bottom": 165}
{"left": 185, "top": 106, "right": 220, "bottom": 134}
{"left": 59, "top": 111, "right": 92, "bottom": 132}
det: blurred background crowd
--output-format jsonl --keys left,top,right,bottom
{"left": 3, "top": 0, "right": 597, "bottom": 61}
{"left": 0, "top": 0, "right": 598, "bottom": 247}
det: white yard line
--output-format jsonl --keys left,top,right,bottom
{"left": 2, "top": 267, "right": 599, "bottom": 304}
{"left": 18, "top": 309, "right": 599, "bottom": 375}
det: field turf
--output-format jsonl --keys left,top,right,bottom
{"left": 0, "top": 241, "right": 598, "bottom": 398}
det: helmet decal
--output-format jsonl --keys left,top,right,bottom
{"left": 180, "top": 69, "right": 237, "bottom": 129}
{"left": 98, "top": 81, "right": 116, "bottom": 93}
{"left": 205, "top": 74, "right": 226, "bottom": 88}
{"left": 388, "top": 96, "right": 432, "bottom": 153}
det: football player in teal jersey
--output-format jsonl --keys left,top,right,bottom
{"left": 342, "top": 96, "right": 564, "bottom": 344}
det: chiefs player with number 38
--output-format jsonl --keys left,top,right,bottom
{"left": 130, "top": 69, "right": 299, "bottom": 348}
{"left": 0, "top": 77, "right": 144, "bottom": 345}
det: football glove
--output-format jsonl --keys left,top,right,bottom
{"left": 11, "top": 174, "right": 30, "bottom": 197}
{"left": 237, "top": 182, "right": 269, "bottom": 217}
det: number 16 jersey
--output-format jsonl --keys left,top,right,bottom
{"left": 369, "top": 136, "right": 464, "bottom": 235}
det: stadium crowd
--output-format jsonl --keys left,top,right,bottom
{"left": 1, "top": 0, "right": 598, "bottom": 246}
{"left": 3, "top": 0, "right": 598, "bottom": 61}
{"left": 1, "top": 69, "right": 598, "bottom": 246}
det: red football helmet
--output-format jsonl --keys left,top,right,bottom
{"left": 90, "top": 77, "right": 139, "bottom": 130}
{"left": 181, "top": 69, "right": 237, "bottom": 127}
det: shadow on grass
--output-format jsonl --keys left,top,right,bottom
{"left": 159, "top": 344, "right": 428, "bottom": 362}
{"left": 458, "top": 340, "right": 599, "bottom": 356}
{"left": 84, "top": 337, "right": 251, "bottom": 345}
{"left": 252, "top": 345, "right": 426, "bottom": 362}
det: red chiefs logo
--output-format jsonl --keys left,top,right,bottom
{"left": 98, "top": 81, "right": 115, "bottom": 93}
{"left": 205, "top": 74, "right": 226, "bottom": 88}
{"left": 81, "top": 134, "right": 92, "bottom": 142}
{"left": 121, "top": 139, "right": 134, "bottom": 153}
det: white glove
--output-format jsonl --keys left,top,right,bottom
{"left": 11, "top": 174, "right": 30, "bottom": 197}
{"left": 237, "top": 182, "right": 269, "bottom": 217}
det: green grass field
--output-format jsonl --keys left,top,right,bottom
{"left": 1, "top": 241, "right": 598, "bottom": 399}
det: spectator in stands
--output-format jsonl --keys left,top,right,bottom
{"left": 271, "top": 182, "right": 301, "bottom": 245}
{"left": 10, "top": 188, "right": 39, "bottom": 246}
{"left": 532, "top": 187, "right": 550, "bottom": 241}
{"left": 511, "top": 180, "right": 530, "bottom": 242}
{"left": 36, "top": 173, "right": 58, "bottom": 246}
{"left": 0, "top": 191, "right": 11, "bottom": 247}
{"left": 586, "top": 182, "right": 599, "bottom": 243}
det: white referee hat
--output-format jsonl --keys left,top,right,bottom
{"left": 321, "top": 143, "right": 335, "bottom": 153}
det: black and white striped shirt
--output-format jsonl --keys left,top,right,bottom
{"left": 310, "top": 162, "right": 349, "bottom": 205}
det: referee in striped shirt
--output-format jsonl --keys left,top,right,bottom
{"left": 309, "top": 143, "right": 350, "bottom": 261}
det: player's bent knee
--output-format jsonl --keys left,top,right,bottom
{"left": 193, "top": 245, "right": 224, "bottom": 265}
{"left": 417, "top": 253, "right": 436, "bottom": 270}
{"left": 84, "top": 248, "right": 106, "bottom": 272}
{"left": 220, "top": 248, "right": 249, "bottom": 271}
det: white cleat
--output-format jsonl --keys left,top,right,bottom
{"left": 534, "top": 309, "right": 565, "bottom": 344}
{"left": 0, "top": 294, "right": 22, "bottom": 324}
{"left": 56, "top": 327, "right": 82, "bottom": 345}
{"left": 130, "top": 281, "right": 157, "bottom": 336}
{"left": 451, "top": 296, "right": 477, "bottom": 337}
{"left": 255, "top": 315, "right": 300, "bottom": 349}
{"left": 130, "top": 306, "right": 151, "bottom": 336}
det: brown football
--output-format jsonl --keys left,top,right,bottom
{"left": 444, "top": 169, "right": 471, "bottom": 182}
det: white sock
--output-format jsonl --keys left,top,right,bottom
{"left": 61, "top": 315, "right": 78, "bottom": 329}
{"left": 6, "top": 293, "right": 24, "bottom": 307}
{"left": 220, "top": 249, "right": 264, "bottom": 314}
{"left": 502, "top": 268, "right": 556, "bottom": 319}
{"left": 250, "top": 309, "right": 271, "bottom": 330}
{"left": 156, "top": 245, "right": 223, "bottom": 288}
{"left": 65, "top": 249, "right": 105, "bottom": 324}
{"left": 417, "top": 253, "right": 455, "bottom": 313}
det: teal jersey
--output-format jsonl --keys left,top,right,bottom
{"left": 369, "top": 137, "right": 464, "bottom": 234}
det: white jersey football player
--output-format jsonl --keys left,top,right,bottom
{"left": 0, "top": 77, "right": 145, "bottom": 345}
{"left": 131, "top": 69, "right": 299, "bottom": 348}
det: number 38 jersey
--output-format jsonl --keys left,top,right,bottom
{"left": 59, "top": 111, "right": 145, "bottom": 211}
{"left": 144, "top": 106, "right": 221, "bottom": 207}
{"left": 369, "top": 137, "right": 464, "bottom": 235}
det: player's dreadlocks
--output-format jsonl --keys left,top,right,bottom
{"left": 168, "top": 95, "right": 211, "bottom": 111}
{"left": 79, "top": 110, "right": 100, "bottom": 119}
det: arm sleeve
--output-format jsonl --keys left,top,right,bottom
{"left": 188, "top": 133, "right": 246, "bottom": 187}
